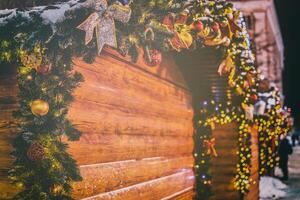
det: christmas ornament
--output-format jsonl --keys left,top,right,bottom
{"left": 176, "top": 10, "right": 189, "bottom": 24}
{"left": 246, "top": 73, "right": 256, "bottom": 86}
{"left": 228, "top": 11, "right": 242, "bottom": 38}
{"left": 192, "top": 20, "right": 204, "bottom": 32}
{"left": 31, "top": 99, "right": 49, "bottom": 116}
{"left": 204, "top": 138, "right": 218, "bottom": 157}
{"left": 77, "top": 0, "right": 132, "bottom": 54}
{"left": 249, "top": 94, "right": 258, "bottom": 103}
{"left": 145, "top": 49, "right": 162, "bottom": 67}
{"left": 36, "top": 64, "right": 52, "bottom": 75}
{"left": 19, "top": 50, "right": 43, "bottom": 69}
{"left": 179, "top": 31, "right": 193, "bottom": 48}
{"left": 236, "top": 86, "right": 244, "bottom": 95}
{"left": 218, "top": 55, "right": 235, "bottom": 76}
{"left": 211, "top": 22, "right": 220, "bottom": 33}
{"left": 242, "top": 103, "right": 254, "bottom": 120}
{"left": 198, "top": 27, "right": 211, "bottom": 39}
{"left": 163, "top": 13, "right": 190, "bottom": 51}
{"left": 27, "top": 143, "right": 45, "bottom": 161}
{"left": 203, "top": 30, "right": 230, "bottom": 47}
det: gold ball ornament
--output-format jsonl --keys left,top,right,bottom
{"left": 31, "top": 99, "right": 49, "bottom": 116}
{"left": 179, "top": 32, "right": 193, "bottom": 48}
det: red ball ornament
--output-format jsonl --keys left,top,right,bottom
{"left": 27, "top": 143, "right": 45, "bottom": 162}
{"left": 192, "top": 21, "right": 204, "bottom": 32}
{"left": 249, "top": 94, "right": 258, "bottom": 103}
{"left": 145, "top": 50, "right": 162, "bottom": 67}
{"left": 36, "top": 64, "right": 52, "bottom": 75}
{"left": 211, "top": 22, "right": 220, "bottom": 33}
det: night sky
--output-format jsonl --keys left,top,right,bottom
{"left": 274, "top": 0, "right": 300, "bottom": 127}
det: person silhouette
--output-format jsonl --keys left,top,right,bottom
{"left": 278, "top": 135, "right": 293, "bottom": 181}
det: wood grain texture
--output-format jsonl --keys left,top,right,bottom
{"left": 0, "top": 74, "right": 20, "bottom": 199}
{"left": 245, "top": 125, "right": 259, "bottom": 200}
{"left": 64, "top": 133, "right": 193, "bottom": 166}
{"left": 0, "top": 48, "right": 195, "bottom": 199}
{"left": 72, "top": 156, "right": 194, "bottom": 199}
{"left": 210, "top": 123, "right": 240, "bottom": 200}
{"left": 80, "top": 170, "right": 195, "bottom": 200}
{"left": 67, "top": 49, "right": 195, "bottom": 199}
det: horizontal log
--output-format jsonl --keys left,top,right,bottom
{"left": 65, "top": 133, "right": 194, "bottom": 165}
{"left": 72, "top": 63, "right": 193, "bottom": 120}
{"left": 162, "top": 187, "right": 194, "bottom": 200}
{"left": 0, "top": 72, "right": 19, "bottom": 200}
{"left": 101, "top": 48, "right": 189, "bottom": 89}
{"left": 72, "top": 156, "right": 194, "bottom": 199}
{"left": 69, "top": 99, "right": 193, "bottom": 138}
{"left": 81, "top": 170, "right": 195, "bottom": 200}
{"left": 73, "top": 56, "right": 191, "bottom": 106}
{"left": 165, "top": 187, "right": 195, "bottom": 200}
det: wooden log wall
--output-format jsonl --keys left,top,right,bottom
{"left": 210, "top": 123, "right": 240, "bottom": 200}
{"left": 175, "top": 48, "right": 260, "bottom": 200}
{"left": 245, "top": 125, "right": 259, "bottom": 200}
{"left": 210, "top": 124, "right": 259, "bottom": 200}
{"left": 0, "top": 48, "right": 195, "bottom": 199}
{"left": 66, "top": 48, "right": 195, "bottom": 199}
{"left": 0, "top": 66, "right": 20, "bottom": 199}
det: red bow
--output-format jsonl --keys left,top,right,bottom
{"left": 204, "top": 138, "right": 218, "bottom": 157}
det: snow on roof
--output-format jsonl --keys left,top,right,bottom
{"left": 0, "top": 0, "right": 84, "bottom": 24}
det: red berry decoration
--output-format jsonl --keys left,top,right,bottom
{"left": 193, "top": 21, "right": 204, "bottom": 32}
{"left": 36, "top": 64, "right": 52, "bottom": 75}
{"left": 145, "top": 50, "right": 162, "bottom": 67}
{"left": 27, "top": 143, "right": 45, "bottom": 162}
{"left": 212, "top": 22, "right": 220, "bottom": 33}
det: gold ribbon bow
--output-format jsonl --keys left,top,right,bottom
{"left": 162, "top": 13, "right": 191, "bottom": 52}
{"left": 77, "top": 0, "right": 131, "bottom": 54}
{"left": 204, "top": 138, "right": 218, "bottom": 157}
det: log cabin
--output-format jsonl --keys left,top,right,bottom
{"left": 0, "top": 47, "right": 259, "bottom": 200}
{"left": 0, "top": 1, "right": 261, "bottom": 200}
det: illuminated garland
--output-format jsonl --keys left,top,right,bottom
{"left": 255, "top": 87, "right": 292, "bottom": 176}
{"left": 0, "top": 0, "right": 289, "bottom": 199}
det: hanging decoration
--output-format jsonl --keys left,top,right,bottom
{"left": 77, "top": 0, "right": 132, "bottom": 54}
{"left": 30, "top": 99, "right": 50, "bottom": 117}
{"left": 204, "top": 138, "right": 218, "bottom": 157}
{"left": 26, "top": 143, "right": 46, "bottom": 162}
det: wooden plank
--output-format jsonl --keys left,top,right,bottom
{"left": 0, "top": 73, "right": 20, "bottom": 199}
{"left": 71, "top": 64, "right": 193, "bottom": 120}
{"left": 211, "top": 123, "right": 239, "bottom": 200}
{"left": 81, "top": 170, "right": 195, "bottom": 200}
{"left": 69, "top": 99, "right": 193, "bottom": 138}
{"left": 72, "top": 156, "right": 194, "bottom": 199}
{"left": 102, "top": 48, "right": 189, "bottom": 89}
{"left": 73, "top": 56, "right": 191, "bottom": 106}
{"left": 70, "top": 56, "right": 194, "bottom": 139}
{"left": 65, "top": 133, "right": 194, "bottom": 165}
{"left": 162, "top": 187, "right": 194, "bottom": 200}
{"left": 245, "top": 125, "right": 259, "bottom": 200}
